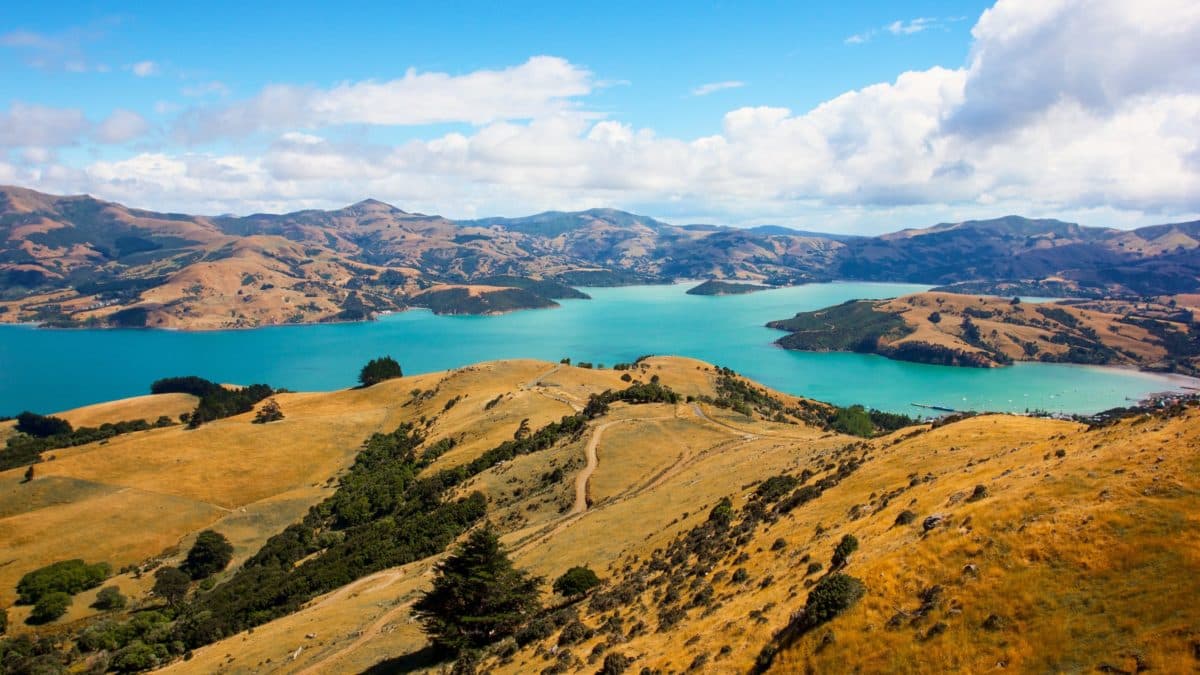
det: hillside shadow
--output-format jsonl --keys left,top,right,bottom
{"left": 359, "top": 646, "right": 446, "bottom": 674}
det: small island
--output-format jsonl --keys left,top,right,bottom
{"left": 686, "top": 279, "right": 770, "bottom": 296}
{"left": 408, "top": 285, "right": 560, "bottom": 315}
{"left": 768, "top": 292, "right": 1199, "bottom": 375}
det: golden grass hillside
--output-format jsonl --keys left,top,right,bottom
{"left": 3, "top": 357, "right": 1198, "bottom": 675}
{"left": 773, "top": 292, "right": 1199, "bottom": 375}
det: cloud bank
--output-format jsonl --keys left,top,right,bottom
{"left": 3, "top": 0, "right": 1199, "bottom": 231}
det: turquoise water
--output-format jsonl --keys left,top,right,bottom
{"left": 0, "top": 282, "right": 1191, "bottom": 416}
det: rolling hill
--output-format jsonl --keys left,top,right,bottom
{"left": 2, "top": 185, "right": 1199, "bottom": 330}
{"left": 768, "top": 293, "right": 1200, "bottom": 376}
{"left": 1, "top": 357, "right": 1198, "bottom": 673}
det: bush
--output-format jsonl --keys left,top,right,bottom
{"left": 598, "top": 652, "right": 633, "bottom": 675}
{"left": 359, "top": 356, "right": 403, "bottom": 387}
{"left": 803, "top": 574, "right": 865, "bottom": 627}
{"left": 557, "top": 619, "right": 592, "bottom": 646}
{"left": 0, "top": 606, "right": 7, "bottom": 634}
{"left": 92, "top": 586, "right": 127, "bottom": 611}
{"left": 553, "top": 566, "right": 602, "bottom": 599}
{"left": 111, "top": 640, "right": 163, "bottom": 672}
{"left": 183, "top": 530, "right": 234, "bottom": 580}
{"left": 894, "top": 510, "right": 917, "bottom": 526}
{"left": 17, "top": 559, "right": 111, "bottom": 604}
{"left": 29, "top": 591, "right": 71, "bottom": 624}
{"left": 831, "top": 534, "right": 858, "bottom": 568}
{"left": 15, "top": 412, "right": 72, "bottom": 438}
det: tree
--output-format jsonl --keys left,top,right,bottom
{"left": 359, "top": 356, "right": 403, "bottom": 387}
{"left": 928, "top": 311, "right": 942, "bottom": 324}
{"left": 831, "top": 534, "right": 858, "bottom": 569}
{"left": 553, "top": 566, "right": 601, "bottom": 599}
{"left": 152, "top": 567, "right": 190, "bottom": 606}
{"left": 0, "top": 606, "right": 7, "bottom": 635}
{"left": 28, "top": 592, "right": 71, "bottom": 624}
{"left": 252, "top": 398, "right": 284, "bottom": 424}
{"left": 92, "top": 586, "right": 127, "bottom": 611}
{"left": 22, "top": 465, "right": 34, "bottom": 483}
{"left": 15, "top": 412, "right": 72, "bottom": 438}
{"left": 412, "top": 526, "right": 542, "bottom": 652}
{"left": 182, "top": 530, "right": 234, "bottom": 580}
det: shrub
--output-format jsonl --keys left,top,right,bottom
{"left": 928, "top": 311, "right": 942, "bottom": 324}
{"left": 0, "top": 606, "right": 7, "bottom": 634}
{"left": 182, "top": 530, "right": 234, "bottom": 580}
{"left": 92, "top": 586, "right": 127, "bottom": 611}
{"left": 708, "top": 497, "right": 734, "bottom": 527}
{"left": 598, "top": 652, "right": 633, "bottom": 675}
{"left": 894, "top": 510, "right": 917, "bottom": 526}
{"left": 111, "top": 640, "right": 163, "bottom": 672}
{"left": 966, "top": 484, "right": 989, "bottom": 502}
{"left": 17, "top": 559, "right": 111, "bottom": 604}
{"left": 359, "top": 356, "right": 403, "bottom": 387}
{"left": 553, "top": 566, "right": 602, "bottom": 599}
{"left": 29, "top": 592, "right": 72, "bottom": 624}
{"left": 805, "top": 562, "right": 823, "bottom": 576}
{"left": 830, "top": 534, "right": 858, "bottom": 568}
{"left": 15, "top": 412, "right": 72, "bottom": 438}
{"left": 803, "top": 574, "right": 865, "bottom": 627}
{"left": 557, "top": 619, "right": 593, "bottom": 646}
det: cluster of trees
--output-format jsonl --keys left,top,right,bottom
{"left": 582, "top": 381, "right": 680, "bottom": 418}
{"left": 150, "top": 376, "right": 275, "bottom": 428}
{"left": 827, "top": 405, "right": 918, "bottom": 437}
{"left": 1, "top": 413, "right": 172, "bottom": 471}
{"left": 359, "top": 356, "right": 403, "bottom": 387}
{"left": 15, "top": 559, "right": 112, "bottom": 624}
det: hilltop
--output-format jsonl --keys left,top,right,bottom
{"left": 1, "top": 357, "right": 1198, "bottom": 673}
{"left": 769, "top": 292, "right": 1200, "bottom": 376}
{"left": 2, "top": 186, "right": 1198, "bottom": 329}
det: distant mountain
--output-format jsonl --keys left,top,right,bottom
{"left": 1, "top": 186, "right": 1197, "bottom": 329}
{"left": 747, "top": 224, "right": 864, "bottom": 241}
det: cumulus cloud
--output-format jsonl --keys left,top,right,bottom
{"left": 691, "top": 81, "right": 745, "bottom": 96}
{"left": 174, "top": 56, "right": 594, "bottom": 142}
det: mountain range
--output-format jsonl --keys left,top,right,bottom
{"left": 1, "top": 185, "right": 1198, "bottom": 329}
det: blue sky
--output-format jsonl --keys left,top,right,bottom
{"left": 2, "top": 1, "right": 1199, "bottom": 233}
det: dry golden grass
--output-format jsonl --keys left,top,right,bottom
{"left": 8, "top": 358, "right": 1199, "bottom": 675}
{"left": 879, "top": 292, "right": 1178, "bottom": 368}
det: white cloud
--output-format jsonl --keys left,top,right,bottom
{"left": 691, "top": 81, "right": 745, "bottom": 96}
{"left": 129, "top": 60, "right": 159, "bottom": 77}
{"left": 887, "top": 18, "right": 935, "bottom": 35}
{"left": 13, "top": 0, "right": 1200, "bottom": 231}
{"left": 0, "top": 103, "right": 88, "bottom": 147}
{"left": 175, "top": 56, "right": 594, "bottom": 142}
{"left": 93, "top": 110, "right": 151, "bottom": 143}
{"left": 846, "top": 16, "right": 957, "bottom": 44}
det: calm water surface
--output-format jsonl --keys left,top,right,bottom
{"left": 0, "top": 282, "right": 1191, "bottom": 415}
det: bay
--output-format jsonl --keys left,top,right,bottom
{"left": 0, "top": 282, "right": 1191, "bottom": 415}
